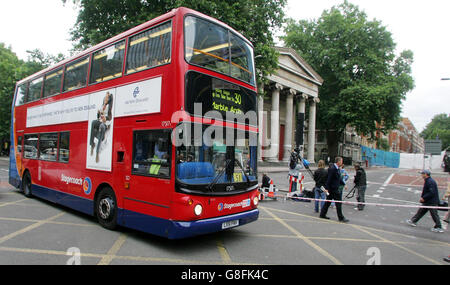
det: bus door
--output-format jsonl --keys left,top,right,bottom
{"left": 124, "top": 129, "right": 172, "bottom": 219}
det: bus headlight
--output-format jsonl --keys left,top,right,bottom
{"left": 253, "top": 196, "right": 259, "bottom": 206}
{"left": 194, "top": 204, "right": 203, "bottom": 216}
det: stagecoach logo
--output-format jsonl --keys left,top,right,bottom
{"left": 61, "top": 174, "right": 83, "bottom": 186}
{"left": 218, "top": 199, "right": 251, "bottom": 212}
{"left": 83, "top": 177, "right": 92, "bottom": 195}
{"left": 133, "top": 87, "right": 140, "bottom": 98}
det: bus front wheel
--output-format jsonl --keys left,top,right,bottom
{"left": 95, "top": 187, "right": 118, "bottom": 230}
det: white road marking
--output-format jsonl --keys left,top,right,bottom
{"left": 383, "top": 173, "right": 395, "bottom": 187}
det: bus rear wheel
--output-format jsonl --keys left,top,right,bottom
{"left": 21, "top": 172, "right": 33, "bottom": 198}
{"left": 95, "top": 187, "right": 118, "bottom": 230}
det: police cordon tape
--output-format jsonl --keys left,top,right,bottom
{"left": 267, "top": 193, "right": 450, "bottom": 211}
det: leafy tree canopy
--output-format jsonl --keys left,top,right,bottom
{"left": 421, "top": 113, "right": 450, "bottom": 150}
{"left": 63, "top": 0, "right": 287, "bottom": 85}
{"left": 283, "top": 1, "right": 414, "bottom": 143}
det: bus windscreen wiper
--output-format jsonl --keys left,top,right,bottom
{"left": 207, "top": 158, "right": 232, "bottom": 191}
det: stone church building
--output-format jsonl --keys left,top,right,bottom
{"left": 258, "top": 47, "right": 323, "bottom": 164}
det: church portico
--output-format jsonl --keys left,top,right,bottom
{"left": 259, "top": 47, "right": 323, "bottom": 164}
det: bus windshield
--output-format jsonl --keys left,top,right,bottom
{"left": 175, "top": 124, "right": 258, "bottom": 191}
{"left": 184, "top": 16, "right": 255, "bottom": 86}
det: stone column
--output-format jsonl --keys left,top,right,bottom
{"left": 307, "top": 98, "right": 320, "bottom": 163}
{"left": 298, "top": 94, "right": 307, "bottom": 114}
{"left": 267, "top": 83, "right": 283, "bottom": 162}
{"left": 282, "top": 89, "right": 296, "bottom": 162}
{"left": 296, "top": 94, "right": 308, "bottom": 157}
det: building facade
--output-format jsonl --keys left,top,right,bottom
{"left": 259, "top": 47, "right": 323, "bottom": 163}
{"left": 388, "top": 118, "right": 424, "bottom": 153}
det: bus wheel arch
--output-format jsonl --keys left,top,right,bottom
{"left": 94, "top": 184, "right": 118, "bottom": 230}
{"left": 21, "top": 170, "right": 33, "bottom": 198}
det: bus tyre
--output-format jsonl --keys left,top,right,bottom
{"left": 96, "top": 187, "right": 118, "bottom": 230}
{"left": 21, "top": 172, "right": 32, "bottom": 198}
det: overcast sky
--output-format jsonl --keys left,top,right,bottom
{"left": 1, "top": 0, "right": 449, "bottom": 132}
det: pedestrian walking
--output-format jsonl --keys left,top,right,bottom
{"left": 313, "top": 160, "right": 327, "bottom": 213}
{"left": 406, "top": 170, "right": 444, "bottom": 233}
{"left": 353, "top": 163, "right": 367, "bottom": 211}
{"left": 319, "top": 157, "right": 349, "bottom": 223}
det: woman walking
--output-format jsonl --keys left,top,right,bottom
{"left": 313, "top": 160, "right": 328, "bottom": 213}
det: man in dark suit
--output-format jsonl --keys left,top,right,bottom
{"left": 320, "top": 157, "right": 349, "bottom": 223}
{"left": 406, "top": 170, "right": 443, "bottom": 233}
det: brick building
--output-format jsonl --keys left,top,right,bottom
{"left": 388, "top": 118, "right": 424, "bottom": 153}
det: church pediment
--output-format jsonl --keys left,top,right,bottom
{"left": 274, "top": 47, "right": 323, "bottom": 86}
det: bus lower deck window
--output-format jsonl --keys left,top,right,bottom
{"left": 59, "top": 132, "right": 70, "bottom": 163}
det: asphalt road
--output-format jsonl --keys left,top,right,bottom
{"left": 0, "top": 157, "right": 449, "bottom": 266}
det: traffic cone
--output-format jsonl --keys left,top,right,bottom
{"left": 268, "top": 180, "right": 275, "bottom": 197}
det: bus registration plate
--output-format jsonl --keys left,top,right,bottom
{"left": 222, "top": 220, "right": 239, "bottom": 229}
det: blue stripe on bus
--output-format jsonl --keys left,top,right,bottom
{"left": 31, "top": 184, "right": 94, "bottom": 216}
{"left": 119, "top": 208, "right": 259, "bottom": 239}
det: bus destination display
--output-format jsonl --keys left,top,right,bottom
{"left": 212, "top": 88, "right": 243, "bottom": 115}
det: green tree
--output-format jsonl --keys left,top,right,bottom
{"left": 377, "top": 138, "right": 389, "bottom": 151}
{"left": 283, "top": 1, "right": 414, "bottom": 156}
{"left": 0, "top": 43, "right": 23, "bottom": 141}
{"left": 63, "top": 0, "right": 287, "bottom": 85}
{"left": 0, "top": 45, "right": 64, "bottom": 142}
{"left": 421, "top": 113, "right": 450, "bottom": 150}
{"left": 25, "top": 49, "right": 65, "bottom": 72}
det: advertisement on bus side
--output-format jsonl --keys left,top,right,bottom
{"left": 86, "top": 89, "right": 115, "bottom": 172}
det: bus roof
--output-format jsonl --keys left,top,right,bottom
{"left": 16, "top": 7, "right": 253, "bottom": 86}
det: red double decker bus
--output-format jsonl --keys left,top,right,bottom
{"left": 9, "top": 7, "right": 259, "bottom": 239}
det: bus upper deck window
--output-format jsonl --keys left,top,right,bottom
{"left": 63, "top": 56, "right": 90, "bottom": 92}
{"left": 44, "top": 68, "right": 63, "bottom": 98}
{"left": 15, "top": 83, "right": 28, "bottom": 106}
{"left": 90, "top": 40, "right": 125, "bottom": 84}
{"left": 28, "top": 77, "right": 43, "bottom": 102}
{"left": 126, "top": 21, "right": 172, "bottom": 74}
